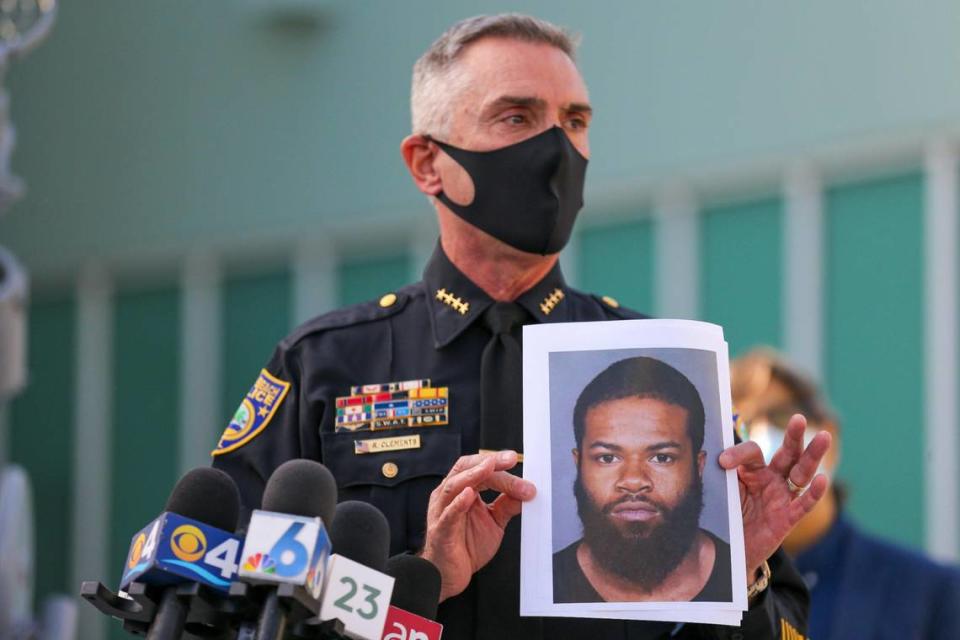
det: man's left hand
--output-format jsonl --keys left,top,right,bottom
{"left": 719, "top": 413, "right": 831, "bottom": 583}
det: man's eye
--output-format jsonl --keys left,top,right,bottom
{"left": 596, "top": 454, "right": 618, "bottom": 464}
{"left": 503, "top": 113, "right": 527, "bottom": 125}
{"left": 565, "top": 116, "right": 588, "bottom": 130}
{"left": 650, "top": 453, "right": 675, "bottom": 464}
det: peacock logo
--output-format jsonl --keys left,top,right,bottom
{"left": 243, "top": 552, "right": 277, "bottom": 574}
{"left": 170, "top": 525, "right": 207, "bottom": 563}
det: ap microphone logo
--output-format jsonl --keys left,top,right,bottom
{"left": 120, "top": 513, "right": 243, "bottom": 593}
{"left": 381, "top": 606, "right": 443, "bottom": 640}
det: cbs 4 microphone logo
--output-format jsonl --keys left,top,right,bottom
{"left": 238, "top": 510, "right": 332, "bottom": 600}
{"left": 120, "top": 512, "right": 244, "bottom": 592}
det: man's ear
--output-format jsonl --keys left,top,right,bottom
{"left": 401, "top": 134, "right": 443, "bottom": 196}
{"left": 697, "top": 450, "right": 706, "bottom": 477}
{"left": 572, "top": 448, "right": 580, "bottom": 468}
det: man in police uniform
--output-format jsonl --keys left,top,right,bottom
{"left": 213, "top": 14, "right": 830, "bottom": 640}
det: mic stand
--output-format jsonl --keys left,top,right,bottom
{"left": 81, "top": 580, "right": 239, "bottom": 638}
{"left": 228, "top": 582, "right": 347, "bottom": 640}
{"left": 81, "top": 581, "right": 155, "bottom": 636}
{"left": 82, "top": 579, "right": 350, "bottom": 639}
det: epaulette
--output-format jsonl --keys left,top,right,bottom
{"left": 281, "top": 284, "right": 416, "bottom": 348}
{"left": 589, "top": 293, "right": 648, "bottom": 320}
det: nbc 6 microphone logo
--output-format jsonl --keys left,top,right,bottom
{"left": 239, "top": 510, "right": 331, "bottom": 592}
{"left": 243, "top": 521, "right": 308, "bottom": 578}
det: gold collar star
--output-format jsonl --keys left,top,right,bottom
{"left": 436, "top": 288, "right": 470, "bottom": 315}
{"left": 539, "top": 288, "right": 565, "bottom": 315}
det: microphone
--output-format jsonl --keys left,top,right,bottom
{"left": 318, "top": 501, "right": 395, "bottom": 639}
{"left": 260, "top": 457, "right": 337, "bottom": 526}
{"left": 238, "top": 459, "right": 337, "bottom": 640}
{"left": 380, "top": 555, "right": 443, "bottom": 640}
{"left": 386, "top": 555, "right": 441, "bottom": 619}
{"left": 120, "top": 467, "right": 243, "bottom": 593}
{"left": 131, "top": 467, "right": 243, "bottom": 640}
{"left": 330, "top": 500, "right": 390, "bottom": 573}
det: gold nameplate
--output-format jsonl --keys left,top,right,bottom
{"left": 355, "top": 434, "right": 422, "bottom": 455}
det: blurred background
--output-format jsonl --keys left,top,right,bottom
{"left": 0, "top": 1, "right": 958, "bottom": 638}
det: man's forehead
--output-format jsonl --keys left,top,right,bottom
{"left": 458, "top": 33, "right": 575, "bottom": 64}
{"left": 583, "top": 396, "right": 691, "bottom": 442}
{"left": 456, "top": 36, "right": 588, "bottom": 100}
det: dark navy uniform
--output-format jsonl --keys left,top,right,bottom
{"left": 213, "top": 244, "right": 810, "bottom": 639}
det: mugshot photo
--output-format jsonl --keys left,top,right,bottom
{"left": 548, "top": 347, "right": 733, "bottom": 606}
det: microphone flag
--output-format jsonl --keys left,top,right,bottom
{"left": 120, "top": 512, "right": 243, "bottom": 593}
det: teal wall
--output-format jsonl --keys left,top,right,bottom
{"left": 338, "top": 254, "right": 412, "bottom": 307}
{"left": 578, "top": 219, "right": 655, "bottom": 312}
{"left": 108, "top": 286, "right": 181, "bottom": 640}
{"left": 9, "top": 294, "right": 75, "bottom": 609}
{"left": 700, "top": 198, "right": 783, "bottom": 356}
{"left": 825, "top": 174, "right": 925, "bottom": 548}
{"left": 2, "top": 1, "right": 960, "bottom": 273}
{"left": 222, "top": 270, "right": 293, "bottom": 429}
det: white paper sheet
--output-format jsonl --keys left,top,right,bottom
{"left": 520, "top": 319, "right": 747, "bottom": 626}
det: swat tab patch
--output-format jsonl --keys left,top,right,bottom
{"left": 212, "top": 369, "right": 291, "bottom": 456}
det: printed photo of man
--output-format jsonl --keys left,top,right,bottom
{"left": 552, "top": 355, "right": 732, "bottom": 603}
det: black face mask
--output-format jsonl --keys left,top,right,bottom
{"left": 431, "top": 126, "right": 588, "bottom": 255}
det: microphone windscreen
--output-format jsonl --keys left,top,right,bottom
{"left": 330, "top": 501, "right": 390, "bottom": 573}
{"left": 385, "top": 554, "right": 441, "bottom": 620}
{"left": 261, "top": 459, "right": 337, "bottom": 525}
{"left": 165, "top": 467, "right": 241, "bottom": 532}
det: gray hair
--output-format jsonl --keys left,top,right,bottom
{"left": 411, "top": 14, "right": 579, "bottom": 138}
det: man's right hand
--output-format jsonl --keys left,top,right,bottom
{"left": 419, "top": 450, "right": 536, "bottom": 602}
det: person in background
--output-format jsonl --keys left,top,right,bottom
{"left": 732, "top": 347, "right": 960, "bottom": 640}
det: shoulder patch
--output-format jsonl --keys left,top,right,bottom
{"left": 282, "top": 286, "right": 415, "bottom": 348}
{"left": 212, "top": 369, "right": 291, "bottom": 456}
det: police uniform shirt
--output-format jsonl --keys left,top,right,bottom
{"left": 213, "top": 243, "right": 810, "bottom": 640}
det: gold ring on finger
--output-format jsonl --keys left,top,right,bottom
{"left": 787, "top": 477, "right": 808, "bottom": 495}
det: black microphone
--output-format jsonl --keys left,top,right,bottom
{"left": 261, "top": 458, "right": 338, "bottom": 525}
{"left": 385, "top": 555, "right": 442, "bottom": 621}
{"left": 247, "top": 459, "right": 338, "bottom": 640}
{"left": 146, "top": 467, "right": 241, "bottom": 640}
{"left": 308, "top": 500, "right": 395, "bottom": 639}
{"left": 165, "top": 467, "right": 241, "bottom": 531}
{"left": 330, "top": 500, "right": 391, "bottom": 572}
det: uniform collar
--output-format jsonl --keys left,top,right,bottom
{"left": 422, "top": 242, "right": 571, "bottom": 348}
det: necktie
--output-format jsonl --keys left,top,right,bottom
{"left": 479, "top": 301, "right": 528, "bottom": 452}
{"left": 475, "top": 301, "right": 541, "bottom": 638}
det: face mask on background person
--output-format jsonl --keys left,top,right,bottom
{"left": 431, "top": 126, "right": 588, "bottom": 255}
